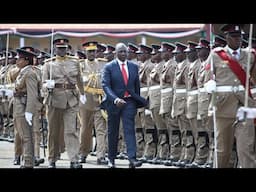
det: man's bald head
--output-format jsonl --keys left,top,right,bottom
{"left": 115, "top": 43, "right": 128, "bottom": 62}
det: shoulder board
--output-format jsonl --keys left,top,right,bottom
{"left": 67, "top": 55, "right": 79, "bottom": 60}
{"left": 44, "top": 57, "right": 56, "bottom": 63}
{"left": 213, "top": 47, "right": 224, "bottom": 52}
{"left": 33, "top": 66, "right": 41, "bottom": 70}
{"left": 79, "top": 59, "right": 85, "bottom": 63}
{"left": 97, "top": 58, "right": 108, "bottom": 62}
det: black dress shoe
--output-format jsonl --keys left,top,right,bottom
{"left": 13, "top": 156, "right": 21, "bottom": 165}
{"left": 48, "top": 162, "right": 56, "bottom": 168}
{"left": 79, "top": 155, "right": 87, "bottom": 163}
{"left": 70, "top": 162, "right": 83, "bottom": 168}
{"left": 129, "top": 159, "right": 143, "bottom": 168}
{"left": 97, "top": 158, "right": 108, "bottom": 165}
{"left": 34, "top": 158, "right": 45, "bottom": 166}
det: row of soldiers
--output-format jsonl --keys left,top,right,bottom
{"left": 1, "top": 24, "right": 256, "bottom": 168}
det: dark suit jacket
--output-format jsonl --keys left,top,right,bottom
{"left": 101, "top": 59, "right": 148, "bottom": 113}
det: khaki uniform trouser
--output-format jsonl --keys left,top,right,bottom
{"left": 215, "top": 117, "right": 256, "bottom": 168}
{"left": 14, "top": 118, "right": 23, "bottom": 157}
{"left": 79, "top": 107, "right": 94, "bottom": 157}
{"left": 48, "top": 105, "right": 80, "bottom": 163}
{"left": 33, "top": 111, "right": 41, "bottom": 158}
{"left": 94, "top": 110, "right": 107, "bottom": 159}
{"left": 15, "top": 116, "right": 34, "bottom": 167}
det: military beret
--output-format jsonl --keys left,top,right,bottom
{"left": 82, "top": 41, "right": 98, "bottom": 51}
{"left": 184, "top": 41, "right": 198, "bottom": 52}
{"left": 172, "top": 42, "right": 187, "bottom": 54}
{"left": 127, "top": 43, "right": 138, "bottom": 53}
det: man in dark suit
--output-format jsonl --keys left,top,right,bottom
{"left": 101, "top": 43, "right": 148, "bottom": 168}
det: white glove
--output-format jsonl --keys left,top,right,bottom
{"left": 25, "top": 112, "right": 33, "bottom": 126}
{"left": 204, "top": 80, "right": 216, "bottom": 93}
{"left": 236, "top": 107, "right": 256, "bottom": 121}
{"left": 44, "top": 80, "right": 55, "bottom": 89}
{"left": 145, "top": 109, "right": 153, "bottom": 118}
{"left": 80, "top": 94, "right": 87, "bottom": 104}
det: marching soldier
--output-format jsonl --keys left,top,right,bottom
{"left": 79, "top": 41, "right": 108, "bottom": 165}
{"left": 13, "top": 46, "right": 42, "bottom": 168}
{"left": 42, "top": 35, "right": 85, "bottom": 168}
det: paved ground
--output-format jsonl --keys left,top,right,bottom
{"left": 0, "top": 140, "right": 177, "bottom": 169}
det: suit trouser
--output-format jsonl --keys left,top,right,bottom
{"left": 107, "top": 98, "right": 137, "bottom": 163}
{"left": 48, "top": 105, "right": 80, "bottom": 163}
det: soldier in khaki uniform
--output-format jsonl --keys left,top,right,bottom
{"left": 171, "top": 42, "right": 192, "bottom": 167}
{"left": 136, "top": 44, "right": 156, "bottom": 162}
{"left": 128, "top": 43, "right": 145, "bottom": 158}
{"left": 182, "top": 41, "right": 203, "bottom": 168}
{"left": 13, "top": 47, "right": 42, "bottom": 168}
{"left": 79, "top": 41, "right": 108, "bottom": 165}
{"left": 42, "top": 36, "right": 85, "bottom": 168}
{"left": 148, "top": 44, "right": 168, "bottom": 164}
{"left": 204, "top": 24, "right": 256, "bottom": 168}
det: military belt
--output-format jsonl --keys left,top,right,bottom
{"left": 251, "top": 87, "right": 256, "bottom": 94}
{"left": 160, "top": 87, "right": 173, "bottom": 94}
{"left": 84, "top": 86, "right": 104, "bottom": 95}
{"left": 13, "top": 92, "right": 27, "bottom": 97}
{"left": 187, "top": 89, "right": 198, "bottom": 96}
{"left": 175, "top": 88, "right": 187, "bottom": 94}
{"left": 149, "top": 85, "right": 161, "bottom": 91}
{"left": 216, "top": 85, "right": 244, "bottom": 93}
{"left": 55, "top": 83, "right": 76, "bottom": 89}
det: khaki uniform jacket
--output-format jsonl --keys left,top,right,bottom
{"left": 13, "top": 65, "right": 42, "bottom": 117}
{"left": 172, "top": 60, "right": 189, "bottom": 117}
{"left": 186, "top": 59, "right": 201, "bottom": 119}
{"left": 42, "top": 56, "right": 84, "bottom": 109}
{"left": 80, "top": 58, "right": 107, "bottom": 110}
{"left": 204, "top": 46, "right": 256, "bottom": 118}
{"left": 159, "top": 58, "right": 177, "bottom": 114}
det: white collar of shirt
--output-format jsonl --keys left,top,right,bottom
{"left": 228, "top": 47, "right": 241, "bottom": 58}
{"left": 20, "top": 65, "right": 30, "bottom": 73}
{"left": 117, "top": 59, "right": 129, "bottom": 77}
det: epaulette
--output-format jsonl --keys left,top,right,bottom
{"left": 97, "top": 58, "right": 108, "bottom": 62}
{"left": 33, "top": 65, "right": 41, "bottom": 71}
{"left": 67, "top": 55, "right": 79, "bottom": 60}
{"left": 44, "top": 57, "right": 56, "bottom": 63}
{"left": 79, "top": 59, "right": 85, "bottom": 63}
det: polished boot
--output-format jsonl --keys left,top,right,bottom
{"left": 48, "top": 162, "right": 56, "bottom": 168}
{"left": 70, "top": 162, "right": 83, "bottom": 168}
{"left": 34, "top": 158, "right": 45, "bottom": 166}
{"left": 79, "top": 155, "right": 87, "bottom": 163}
{"left": 129, "top": 159, "right": 143, "bottom": 168}
{"left": 13, "top": 156, "right": 21, "bottom": 165}
{"left": 97, "top": 157, "right": 108, "bottom": 165}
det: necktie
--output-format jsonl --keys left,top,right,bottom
{"left": 232, "top": 51, "right": 238, "bottom": 60}
{"left": 121, "top": 63, "right": 129, "bottom": 97}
